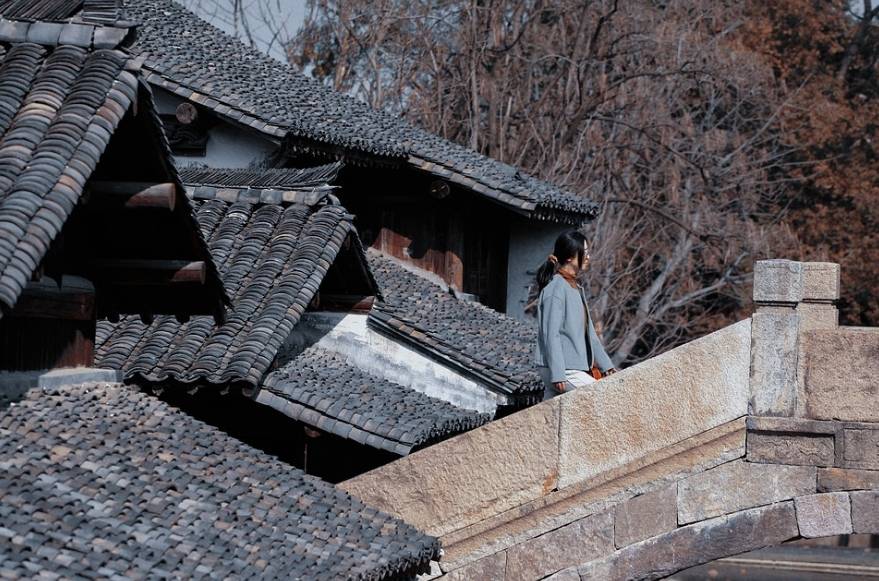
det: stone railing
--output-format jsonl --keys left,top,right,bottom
{"left": 339, "top": 260, "right": 879, "bottom": 580}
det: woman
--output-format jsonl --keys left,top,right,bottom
{"left": 535, "top": 231, "right": 616, "bottom": 400}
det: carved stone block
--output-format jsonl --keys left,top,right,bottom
{"left": 753, "top": 260, "right": 803, "bottom": 304}
{"left": 750, "top": 309, "right": 799, "bottom": 416}
{"left": 801, "top": 329, "right": 879, "bottom": 422}
{"left": 677, "top": 461, "right": 815, "bottom": 525}
{"left": 802, "top": 262, "right": 840, "bottom": 302}
{"left": 794, "top": 492, "right": 852, "bottom": 538}
{"left": 504, "top": 510, "right": 613, "bottom": 581}
{"left": 614, "top": 485, "right": 677, "bottom": 548}
{"left": 843, "top": 428, "right": 879, "bottom": 469}
{"left": 818, "top": 467, "right": 879, "bottom": 492}
{"left": 850, "top": 491, "right": 879, "bottom": 534}
{"left": 747, "top": 431, "right": 834, "bottom": 467}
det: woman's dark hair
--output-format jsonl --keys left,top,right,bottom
{"left": 536, "top": 230, "right": 588, "bottom": 292}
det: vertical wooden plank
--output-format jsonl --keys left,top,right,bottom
{"left": 446, "top": 212, "right": 465, "bottom": 291}
{"left": 0, "top": 279, "right": 96, "bottom": 371}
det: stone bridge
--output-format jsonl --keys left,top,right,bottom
{"left": 340, "top": 260, "right": 879, "bottom": 580}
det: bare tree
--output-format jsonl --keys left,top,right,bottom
{"left": 840, "top": 0, "right": 879, "bottom": 80}
{"left": 185, "top": 0, "right": 803, "bottom": 365}
{"left": 291, "top": 0, "right": 800, "bottom": 364}
{"left": 179, "top": 0, "right": 301, "bottom": 61}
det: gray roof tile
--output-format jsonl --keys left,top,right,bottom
{"left": 96, "top": 195, "right": 372, "bottom": 387}
{"left": 368, "top": 252, "right": 542, "bottom": 405}
{"left": 0, "top": 383, "right": 438, "bottom": 579}
{"left": 120, "top": 0, "right": 598, "bottom": 224}
{"left": 0, "top": 41, "right": 224, "bottom": 319}
{"left": 260, "top": 346, "right": 491, "bottom": 454}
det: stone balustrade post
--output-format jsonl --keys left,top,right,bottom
{"left": 749, "top": 259, "right": 840, "bottom": 416}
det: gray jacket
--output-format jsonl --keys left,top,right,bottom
{"left": 535, "top": 274, "right": 614, "bottom": 383}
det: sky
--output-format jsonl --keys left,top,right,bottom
{"left": 184, "top": 0, "right": 307, "bottom": 62}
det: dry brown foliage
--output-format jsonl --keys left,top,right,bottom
{"left": 187, "top": 0, "right": 878, "bottom": 364}
{"left": 293, "top": 0, "right": 799, "bottom": 364}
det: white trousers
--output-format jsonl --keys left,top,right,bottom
{"left": 540, "top": 368, "right": 596, "bottom": 401}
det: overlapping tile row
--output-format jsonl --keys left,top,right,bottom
{"left": 259, "top": 346, "right": 492, "bottom": 455}
{"left": 180, "top": 163, "right": 341, "bottom": 206}
{"left": 0, "top": 383, "right": 439, "bottom": 579}
{"left": 367, "top": 253, "right": 543, "bottom": 405}
{"left": 96, "top": 200, "right": 362, "bottom": 387}
{"left": 120, "top": 0, "right": 598, "bottom": 223}
{"left": 178, "top": 161, "right": 343, "bottom": 190}
{"left": 0, "top": 42, "right": 135, "bottom": 318}
{"left": 0, "top": 19, "right": 130, "bottom": 48}
{"left": 0, "top": 0, "right": 115, "bottom": 22}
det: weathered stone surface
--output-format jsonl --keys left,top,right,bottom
{"left": 850, "top": 491, "right": 879, "bottom": 534}
{"left": 801, "top": 262, "right": 840, "bottom": 302}
{"left": 579, "top": 502, "right": 799, "bottom": 581}
{"left": 794, "top": 492, "right": 852, "bottom": 537}
{"left": 796, "top": 303, "right": 838, "bottom": 333}
{"left": 677, "top": 461, "right": 816, "bottom": 524}
{"left": 340, "top": 397, "right": 561, "bottom": 537}
{"left": 750, "top": 309, "right": 799, "bottom": 416}
{"left": 801, "top": 328, "right": 879, "bottom": 422}
{"left": 504, "top": 510, "right": 613, "bottom": 581}
{"left": 843, "top": 428, "right": 879, "bottom": 469}
{"left": 438, "top": 419, "right": 746, "bottom": 571}
{"left": 543, "top": 567, "right": 581, "bottom": 581}
{"left": 559, "top": 321, "right": 750, "bottom": 488}
{"left": 753, "top": 260, "right": 803, "bottom": 304}
{"left": 614, "top": 485, "right": 677, "bottom": 548}
{"left": 442, "top": 552, "right": 506, "bottom": 580}
{"left": 746, "top": 416, "right": 836, "bottom": 434}
{"left": 818, "top": 467, "right": 879, "bottom": 491}
{"left": 746, "top": 431, "right": 834, "bottom": 466}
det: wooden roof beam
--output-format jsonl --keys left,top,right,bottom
{"left": 88, "top": 260, "right": 206, "bottom": 285}
{"left": 87, "top": 181, "right": 177, "bottom": 211}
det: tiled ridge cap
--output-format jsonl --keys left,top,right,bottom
{"left": 183, "top": 184, "right": 335, "bottom": 207}
{"left": 367, "top": 309, "right": 539, "bottom": 405}
{"left": 258, "top": 345, "right": 492, "bottom": 455}
{"left": 140, "top": 67, "right": 288, "bottom": 140}
{"left": 0, "top": 18, "right": 132, "bottom": 48}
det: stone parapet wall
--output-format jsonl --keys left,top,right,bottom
{"left": 750, "top": 259, "right": 879, "bottom": 422}
{"left": 341, "top": 320, "right": 750, "bottom": 540}
{"left": 339, "top": 259, "right": 878, "bottom": 580}
{"left": 800, "top": 327, "right": 879, "bottom": 421}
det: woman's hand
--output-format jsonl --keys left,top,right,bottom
{"left": 605, "top": 368, "right": 618, "bottom": 376}
{"left": 553, "top": 382, "right": 567, "bottom": 393}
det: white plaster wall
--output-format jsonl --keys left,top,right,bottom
{"left": 151, "top": 87, "right": 278, "bottom": 169}
{"left": 506, "top": 218, "right": 568, "bottom": 320}
{"left": 279, "top": 312, "right": 508, "bottom": 414}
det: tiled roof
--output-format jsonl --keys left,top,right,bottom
{"left": 179, "top": 161, "right": 343, "bottom": 190}
{"left": 0, "top": 42, "right": 134, "bottom": 316}
{"left": 0, "top": 0, "right": 122, "bottom": 25}
{"left": 180, "top": 162, "right": 341, "bottom": 206}
{"left": 96, "top": 198, "right": 371, "bottom": 387}
{"left": 368, "top": 252, "right": 543, "bottom": 405}
{"left": 259, "top": 346, "right": 492, "bottom": 455}
{"left": 120, "top": 0, "right": 598, "bottom": 224}
{"left": 0, "top": 383, "right": 439, "bottom": 579}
